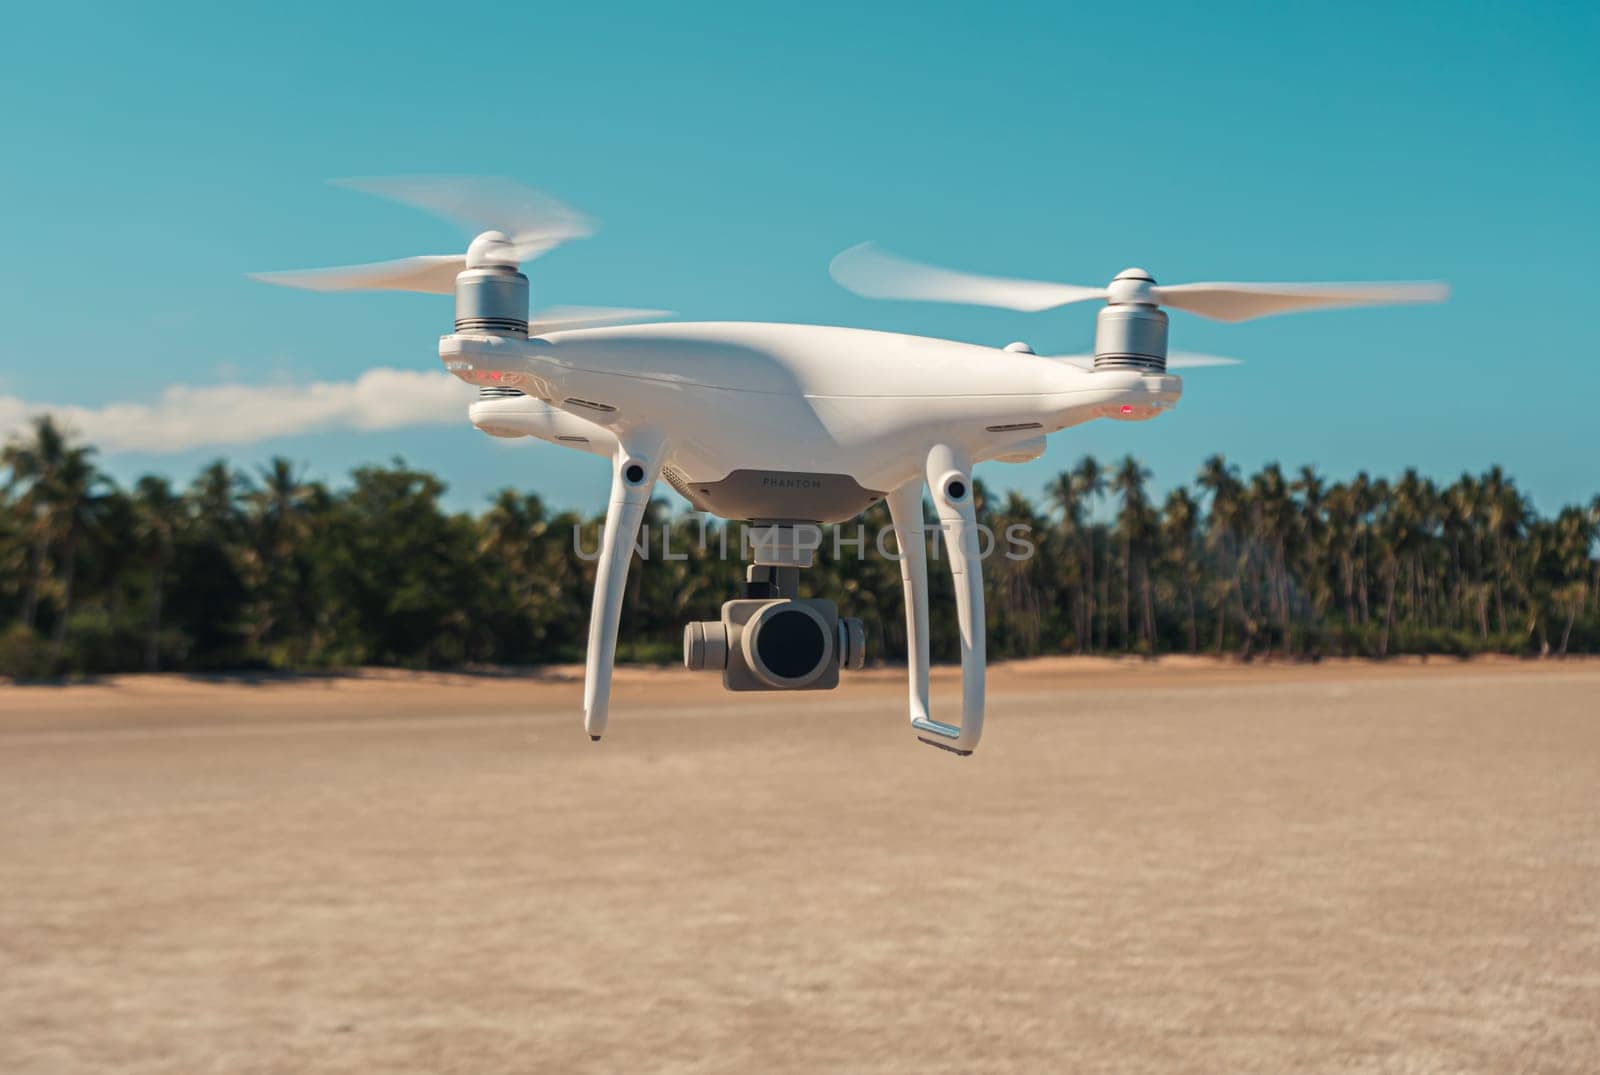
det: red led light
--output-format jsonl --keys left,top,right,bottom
{"left": 488, "top": 370, "right": 503, "bottom": 381}
{"left": 1120, "top": 404, "right": 1134, "bottom": 415}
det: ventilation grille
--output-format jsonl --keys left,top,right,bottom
{"left": 985, "top": 421, "right": 1043, "bottom": 433}
{"left": 563, "top": 397, "right": 617, "bottom": 413}
{"left": 661, "top": 465, "right": 694, "bottom": 500}
{"left": 477, "top": 386, "right": 525, "bottom": 400}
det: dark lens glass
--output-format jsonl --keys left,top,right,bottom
{"left": 754, "top": 608, "right": 826, "bottom": 680}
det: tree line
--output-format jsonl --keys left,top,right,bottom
{"left": 2, "top": 415, "right": 1597, "bottom": 678}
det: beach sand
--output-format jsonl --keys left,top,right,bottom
{"left": 2, "top": 658, "right": 1597, "bottom": 1072}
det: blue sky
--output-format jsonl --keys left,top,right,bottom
{"left": 2, "top": 1, "right": 1595, "bottom": 515}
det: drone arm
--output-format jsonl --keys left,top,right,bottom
{"left": 582, "top": 437, "right": 665, "bottom": 740}
{"left": 886, "top": 444, "right": 987, "bottom": 755}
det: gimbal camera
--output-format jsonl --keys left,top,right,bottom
{"left": 682, "top": 525, "right": 866, "bottom": 691}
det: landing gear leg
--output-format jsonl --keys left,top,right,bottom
{"left": 885, "top": 444, "right": 987, "bottom": 755}
{"left": 583, "top": 441, "right": 663, "bottom": 741}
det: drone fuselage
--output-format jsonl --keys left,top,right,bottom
{"left": 255, "top": 176, "right": 1444, "bottom": 756}
{"left": 450, "top": 321, "right": 1182, "bottom": 522}
{"left": 448, "top": 319, "right": 1182, "bottom": 754}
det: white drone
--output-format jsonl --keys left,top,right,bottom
{"left": 256, "top": 178, "right": 1446, "bottom": 755}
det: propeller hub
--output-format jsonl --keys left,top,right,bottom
{"left": 1107, "top": 268, "right": 1159, "bottom": 306}
{"left": 466, "top": 230, "right": 519, "bottom": 269}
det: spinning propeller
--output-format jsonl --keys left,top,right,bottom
{"left": 831, "top": 242, "right": 1448, "bottom": 372}
{"left": 252, "top": 176, "right": 666, "bottom": 333}
{"left": 830, "top": 243, "right": 1448, "bottom": 320}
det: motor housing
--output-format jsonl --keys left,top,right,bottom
{"left": 1093, "top": 300, "right": 1168, "bottom": 373}
{"left": 455, "top": 265, "right": 528, "bottom": 336}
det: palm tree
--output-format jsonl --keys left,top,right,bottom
{"left": 990, "top": 490, "right": 1048, "bottom": 655}
{"left": 1481, "top": 465, "right": 1528, "bottom": 633}
{"left": 1247, "top": 463, "right": 1296, "bottom": 655}
{"left": 1291, "top": 465, "right": 1332, "bottom": 633}
{"left": 241, "top": 457, "right": 317, "bottom": 662}
{"left": 41, "top": 443, "right": 108, "bottom": 668}
{"left": 132, "top": 476, "right": 181, "bottom": 671}
{"left": 1375, "top": 471, "right": 1421, "bottom": 656}
{"left": 1160, "top": 488, "right": 1202, "bottom": 652}
{"left": 1351, "top": 473, "right": 1381, "bottom": 630}
{"left": 1590, "top": 495, "right": 1600, "bottom": 620}
{"left": 3, "top": 416, "right": 70, "bottom": 631}
{"left": 1111, "top": 455, "right": 1154, "bottom": 651}
{"left": 0, "top": 493, "right": 26, "bottom": 626}
{"left": 5, "top": 426, "right": 1600, "bottom": 673}
{"left": 1071, "top": 456, "right": 1106, "bottom": 651}
{"left": 1321, "top": 480, "right": 1359, "bottom": 631}
{"left": 481, "top": 488, "right": 551, "bottom": 626}
{"left": 1553, "top": 505, "right": 1594, "bottom": 656}
{"left": 1, "top": 417, "right": 110, "bottom": 667}
{"left": 1443, "top": 474, "right": 1481, "bottom": 635}
{"left": 1045, "top": 471, "right": 1086, "bottom": 650}
{"left": 1196, "top": 454, "right": 1244, "bottom": 653}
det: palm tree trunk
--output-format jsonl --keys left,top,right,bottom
{"left": 145, "top": 559, "right": 165, "bottom": 672}
{"left": 1378, "top": 564, "right": 1397, "bottom": 658}
{"left": 1341, "top": 551, "right": 1355, "bottom": 626}
{"left": 1098, "top": 571, "right": 1109, "bottom": 652}
{"left": 1083, "top": 538, "right": 1097, "bottom": 653}
{"left": 1184, "top": 572, "right": 1198, "bottom": 653}
{"left": 1358, "top": 538, "right": 1370, "bottom": 625}
{"left": 47, "top": 528, "right": 79, "bottom": 668}
{"left": 1213, "top": 586, "right": 1227, "bottom": 654}
{"left": 1236, "top": 577, "right": 1253, "bottom": 659}
{"left": 22, "top": 532, "right": 48, "bottom": 630}
{"left": 1492, "top": 537, "right": 1507, "bottom": 633}
{"left": 1274, "top": 546, "right": 1291, "bottom": 655}
{"left": 1076, "top": 577, "right": 1088, "bottom": 653}
{"left": 1119, "top": 535, "right": 1131, "bottom": 651}
{"left": 1140, "top": 565, "right": 1155, "bottom": 651}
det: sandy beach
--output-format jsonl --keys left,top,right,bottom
{"left": 2, "top": 658, "right": 1597, "bottom": 1073}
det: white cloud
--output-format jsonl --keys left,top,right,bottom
{"left": 0, "top": 369, "right": 475, "bottom": 454}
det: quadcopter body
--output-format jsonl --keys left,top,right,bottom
{"left": 452, "top": 320, "right": 1178, "bottom": 519}
{"left": 256, "top": 177, "right": 1446, "bottom": 755}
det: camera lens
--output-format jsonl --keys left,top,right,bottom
{"left": 754, "top": 608, "right": 828, "bottom": 680}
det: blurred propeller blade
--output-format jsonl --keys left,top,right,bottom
{"left": 830, "top": 242, "right": 1106, "bottom": 312}
{"left": 1166, "top": 352, "right": 1244, "bottom": 368}
{"left": 250, "top": 254, "right": 465, "bottom": 294}
{"left": 251, "top": 177, "right": 599, "bottom": 294}
{"left": 334, "top": 176, "right": 593, "bottom": 260}
{"left": 1154, "top": 281, "right": 1448, "bottom": 322}
{"left": 529, "top": 306, "right": 673, "bottom": 333}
